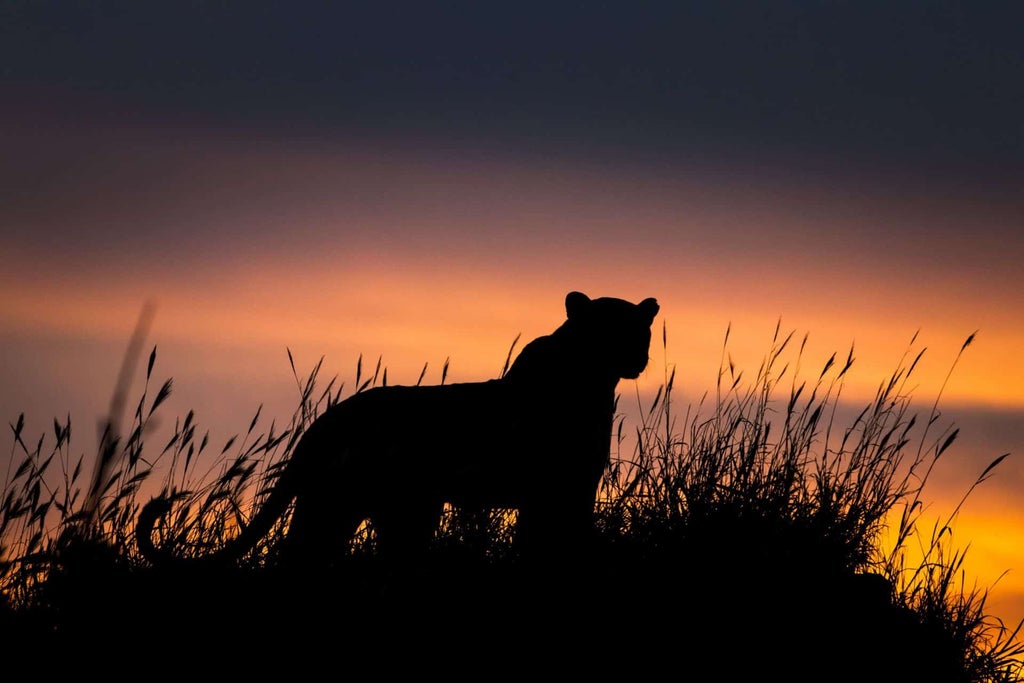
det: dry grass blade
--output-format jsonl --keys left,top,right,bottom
{"left": 500, "top": 333, "right": 521, "bottom": 378}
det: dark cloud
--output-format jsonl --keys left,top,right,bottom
{"left": 3, "top": 1, "right": 1023, "bottom": 173}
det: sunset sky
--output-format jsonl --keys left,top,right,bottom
{"left": 2, "top": 2, "right": 1023, "bottom": 633}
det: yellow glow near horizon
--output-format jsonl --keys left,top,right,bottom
{"left": 880, "top": 505, "right": 1024, "bottom": 631}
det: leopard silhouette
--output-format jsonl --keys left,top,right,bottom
{"left": 137, "top": 291, "right": 659, "bottom": 566}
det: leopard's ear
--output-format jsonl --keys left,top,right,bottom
{"left": 638, "top": 297, "right": 659, "bottom": 324}
{"left": 565, "top": 291, "right": 591, "bottom": 318}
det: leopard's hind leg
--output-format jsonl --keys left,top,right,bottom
{"left": 370, "top": 498, "right": 442, "bottom": 562}
{"left": 279, "top": 491, "right": 364, "bottom": 569}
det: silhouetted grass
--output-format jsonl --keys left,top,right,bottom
{"left": 1, "top": 322, "right": 1021, "bottom": 680}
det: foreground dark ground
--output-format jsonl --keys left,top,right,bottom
{"left": 0, "top": 536, "right": 983, "bottom": 682}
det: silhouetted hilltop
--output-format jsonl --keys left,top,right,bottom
{"left": 0, "top": 534, "right": 973, "bottom": 682}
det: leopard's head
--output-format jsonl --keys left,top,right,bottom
{"left": 564, "top": 291, "right": 660, "bottom": 380}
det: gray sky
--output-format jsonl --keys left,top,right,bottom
{"left": 3, "top": 2, "right": 1023, "bottom": 171}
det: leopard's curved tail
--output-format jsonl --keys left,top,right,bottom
{"left": 135, "top": 475, "right": 297, "bottom": 569}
